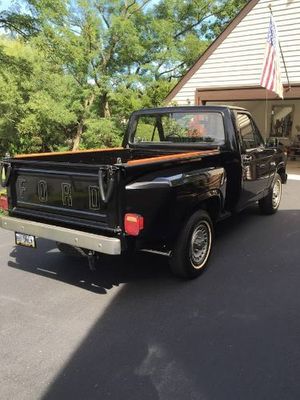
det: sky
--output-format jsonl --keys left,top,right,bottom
{"left": 0, "top": 0, "right": 161, "bottom": 11}
{"left": 0, "top": 0, "right": 14, "bottom": 11}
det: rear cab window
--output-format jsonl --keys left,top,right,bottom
{"left": 131, "top": 111, "right": 226, "bottom": 146}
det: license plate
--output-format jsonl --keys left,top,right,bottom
{"left": 15, "top": 232, "right": 36, "bottom": 248}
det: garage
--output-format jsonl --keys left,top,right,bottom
{"left": 165, "top": 0, "right": 300, "bottom": 170}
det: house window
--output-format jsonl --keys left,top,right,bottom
{"left": 270, "top": 105, "right": 294, "bottom": 138}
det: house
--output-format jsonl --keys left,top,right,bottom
{"left": 165, "top": 0, "right": 300, "bottom": 145}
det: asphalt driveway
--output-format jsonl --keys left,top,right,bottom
{"left": 1, "top": 179, "right": 300, "bottom": 400}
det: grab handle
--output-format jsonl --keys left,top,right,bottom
{"left": 98, "top": 166, "right": 117, "bottom": 204}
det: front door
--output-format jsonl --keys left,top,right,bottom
{"left": 236, "top": 112, "right": 275, "bottom": 208}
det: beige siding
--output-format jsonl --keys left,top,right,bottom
{"left": 172, "top": 0, "right": 300, "bottom": 105}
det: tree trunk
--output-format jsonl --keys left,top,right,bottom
{"left": 72, "top": 118, "right": 84, "bottom": 151}
{"left": 100, "top": 92, "right": 111, "bottom": 118}
{"left": 72, "top": 93, "right": 95, "bottom": 151}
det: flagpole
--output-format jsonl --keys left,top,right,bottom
{"left": 269, "top": 4, "right": 291, "bottom": 92}
{"left": 265, "top": 88, "right": 268, "bottom": 137}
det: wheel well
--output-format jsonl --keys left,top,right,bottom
{"left": 169, "top": 196, "right": 221, "bottom": 249}
{"left": 277, "top": 167, "right": 287, "bottom": 183}
{"left": 203, "top": 196, "right": 221, "bottom": 223}
{"left": 190, "top": 196, "right": 221, "bottom": 224}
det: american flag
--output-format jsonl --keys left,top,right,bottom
{"left": 260, "top": 15, "right": 283, "bottom": 98}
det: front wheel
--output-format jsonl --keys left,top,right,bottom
{"left": 259, "top": 173, "right": 282, "bottom": 215}
{"left": 169, "top": 210, "right": 213, "bottom": 279}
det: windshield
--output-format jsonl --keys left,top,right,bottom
{"left": 131, "top": 112, "right": 225, "bottom": 145}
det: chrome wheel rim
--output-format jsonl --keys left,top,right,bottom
{"left": 189, "top": 221, "right": 212, "bottom": 269}
{"left": 272, "top": 178, "right": 282, "bottom": 209}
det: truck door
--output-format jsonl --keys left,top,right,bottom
{"left": 236, "top": 112, "right": 274, "bottom": 207}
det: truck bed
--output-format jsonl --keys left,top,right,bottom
{"left": 14, "top": 147, "right": 189, "bottom": 164}
{"left": 4, "top": 147, "right": 219, "bottom": 237}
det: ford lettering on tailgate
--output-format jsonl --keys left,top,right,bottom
{"left": 15, "top": 174, "right": 102, "bottom": 213}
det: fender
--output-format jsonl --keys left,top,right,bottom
{"left": 276, "top": 161, "right": 288, "bottom": 184}
{"left": 125, "top": 166, "right": 226, "bottom": 249}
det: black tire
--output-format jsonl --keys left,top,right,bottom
{"left": 169, "top": 210, "right": 213, "bottom": 279}
{"left": 259, "top": 173, "right": 282, "bottom": 215}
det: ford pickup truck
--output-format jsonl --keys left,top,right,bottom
{"left": 0, "top": 106, "right": 287, "bottom": 278}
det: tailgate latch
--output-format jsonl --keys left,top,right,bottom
{"left": 0, "top": 161, "right": 12, "bottom": 187}
{"left": 98, "top": 166, "right": 118, "bottom": 204}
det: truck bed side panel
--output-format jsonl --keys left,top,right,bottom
{"left": 125, "top": 156, "right": 226, "bottom": 249}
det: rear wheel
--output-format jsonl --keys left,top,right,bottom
{"left": 169, "top": 210, "right": 213, "bottom": 279}
{"left": 259, "top": 173, "right": 282, "bottom": 215}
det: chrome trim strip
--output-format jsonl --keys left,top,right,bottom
{"left": 0, "top": 216, "right": 121, "bottom": 255}
{"left": 140, "top": 249, "right": 171, "bottom": 257}
{"left": 126, "top": 181, "right": 170, "bottom": 190}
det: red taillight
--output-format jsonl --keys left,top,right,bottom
{"left": 0, "top": 195, "right": 8, "bottom": 211}
{"left": 124, "top": 213, "right": 144, "bottom": 236}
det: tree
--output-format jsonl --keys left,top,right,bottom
{"left": 0, "top": 37, "right": 77, "bottom": 156}
{"left": 1, "top": 0, "right": 248, "bottom": 151}
{"left": 0, "top": 10, "right": 38, "bottom": 38}
{"left": 25, "top": 0, "right": 152, "bottom": 148}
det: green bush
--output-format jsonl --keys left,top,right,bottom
{"left": 81, "top": 118, "right": 124, "bottom": 149}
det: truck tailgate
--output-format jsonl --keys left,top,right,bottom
{"left": 7, "top": 161, "right": 122, "bottom": 233}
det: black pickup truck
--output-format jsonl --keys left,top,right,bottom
{"left": 0, "top": 106, "right": 287, "bottom": 278}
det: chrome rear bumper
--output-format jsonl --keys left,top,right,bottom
{"left": 0, "top": 216, "right": 121, "bottom": 255}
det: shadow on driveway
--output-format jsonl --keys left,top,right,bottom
{"left": 7, "top": 206, "right": 300, "bottom": 399}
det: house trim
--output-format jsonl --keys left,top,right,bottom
{"left": 165, "top": 0, "right": 260, "bottom": 104}
{"left": 196, "top": 85, "right": 300, "bottom": 105}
